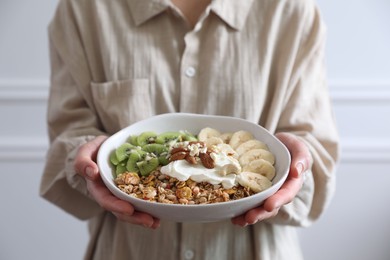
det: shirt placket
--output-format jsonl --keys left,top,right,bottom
{"left": 180, "top": 222, "right": 203, "bottom": 260}
{"left": 179, "top": 29, "right": 201, "bottom": 113}
{"left": 178, "top": 17, "right": 210, "bottom": 260}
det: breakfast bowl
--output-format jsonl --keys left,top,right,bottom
{"left": 97, "top": 113, "right": 290, "bottom": 222}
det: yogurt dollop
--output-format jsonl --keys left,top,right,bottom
{"left": 160, "top": 150, "right": 241, "bottom": 189}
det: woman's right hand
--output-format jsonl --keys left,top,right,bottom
{"left": 73, "top": 135, "right": 161, "bottom": 229}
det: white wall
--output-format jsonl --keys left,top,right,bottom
{"left": 0, "top": 1, "right": 88, "bottom": 260}
{"left": 298, "top": 1, "right": 390, "bottom": 260}
{"left": 0, "top": 1, "right": 389, "bottom": 260}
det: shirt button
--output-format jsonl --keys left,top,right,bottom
{"left": 184, "top": 250, "right": 194, "bottom": 259}
{"left": 185, "top": 67, "right": 196, "bottom": 77}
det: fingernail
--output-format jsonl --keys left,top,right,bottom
{"left": 85, "top": 167, "right": 95, "bottom": 178}
{"left": 143, "top": 223, "right": 152, "bottom": 228}
{"left": 296, "top": 163, "right": 304, "bottom": 175}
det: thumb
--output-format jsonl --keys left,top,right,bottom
{"left": 275, "top": 132, "right": 311, "bottom": 178}
{"left": 74, "top": 135, "right": 108, "bottom": 181}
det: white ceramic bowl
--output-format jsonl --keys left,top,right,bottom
{"left": 97, "top": 113, "right": 290, "bottom": 222}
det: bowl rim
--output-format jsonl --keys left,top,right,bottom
{"left": 97, "top": 113, "right": 291, "bottom": 210}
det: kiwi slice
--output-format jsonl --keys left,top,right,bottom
{"left": 137, "top": 131, "right": 158, "bottom": 147}
{"left": 126, "top": 151, "right": 143, "bottom": 173}
{"left": 110, "top": 150, "right": 120, "bottom": 165}
{"left": 142, "top": 143, "right": 167, "bottom": 155}
{"left": 115, "top": 143, "right": 136, "bottom": 162}
{"left": 115, "top": 162, "right": 127, "bottom": 176}
{"left": 142, "top": 143, "right": 170, "bottom": 166}
{"left": 137, "top": 157, "right": 159, "bottom": 176}
{"left": 158, "top": 154, "right": 170, "bottom": 166}
{"left": 128, "top": 135, "right": 140, "bottom": 146}
{"left": 182, "top": 131, "right": 198, "bottom": 142}
{"left": 155, "top": 131, "right": 182, "bottom": 144}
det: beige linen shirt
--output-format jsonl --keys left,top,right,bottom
{"left": 40, "top": 0, "right": 339, "bottom": 259}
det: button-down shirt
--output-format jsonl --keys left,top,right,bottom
{"left": 40, "top": 0, "right": 339, "bottom": 259}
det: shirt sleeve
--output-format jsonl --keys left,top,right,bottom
{"left": 39, "top": 1, "right": 106, "bottom": 220}
{"left": 265, "top": 2, "right": 339, "bottom": 227}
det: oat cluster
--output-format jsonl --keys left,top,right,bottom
{"left": 115, "top": 169, "right": 255, "bottom": 205}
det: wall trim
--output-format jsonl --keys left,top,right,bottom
{"left": 0, "top": 138, "right": 388, "bottom": 163}
{"left": 0, "top": 137, "right": 48, "bottom": 161}
{"left": 329, "top": 80, "right": 390, "bottom": 102}
{"left": 0, "top": 78, "right": 390, "bottom": 101}
{"left": 0, "top": 79, "right": 49, "bottom": 100}
{"left": 0, "top": 78, "right": 389, "bottom": 162}
{"left": 340, "top": 139, "right": 390, "bottom": 163}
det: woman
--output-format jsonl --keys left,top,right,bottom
{"left": 40, "top": 0, "right": 339, "bottom": 259}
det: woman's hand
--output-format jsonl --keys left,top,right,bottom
{"left": 231, "top": 132, "right": 312, "bottom": 226}
{"left": 73, "top": 136, "right": 161, "bottom": 229}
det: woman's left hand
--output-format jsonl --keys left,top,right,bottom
{"left": 231, "top": 132, "right": 312, "bottom": 226}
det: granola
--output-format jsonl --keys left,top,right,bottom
{"left": 115, "top": 169, "right": 255, "bottom": 205}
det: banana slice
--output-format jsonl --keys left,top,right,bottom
{"left": 229, "top": 130, "right": 254, "bottom": 149}
{"left": 217, "top": 163, "right": 242, "bottom": 176}
{"left": 235, "top": 139, "right": 269, "bottom": 156}
{"left": 205, "top": 136, "right": 224, "bottom": 148}
{"left": 239, "top": 148, "right": 275, "bottom": 167}
{"left": 225, "top": 163, "right": 241, "bottom": 175}
{"left": 198, "top": 127, "right": 221, "bottom": 142}
{"left": 237, "top": 171, "right": 272, "bottom": 193}
{"left": 242, "top": 159, "right": 275, "bottom": 180}
{"left": 219, "top": 132, "right": 233, "bottom": 144}
{"left": 215, "top": 143, "right": 238, "bottom": 158}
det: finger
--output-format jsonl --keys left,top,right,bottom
{"left": 74, "top": 135, "right": 108, "bottom": 181}
{"left": 231, "top": 207, "right": 279, "bottom": 227}
{"left": 245, "top": 207, "right": 279, "bottom": 224}
{"left": 113, "top": 211, "right": 161, "bottom": 229}
{"left": 151, "top": 218, "right": 161, "bottom": 229}
{"left": 275, "top": 133, "right": 311, "bottom": 178}
{"left": 231, "top": 215, "right": 248, "bottom": 227}
{"left": 87, "top": 178, "right": 161, "bottom": 229}
{"left": 263, "top": 175, "right": 303, "bottom": 212}
{"left": 86, "top": 178, "right": 134, "bottom": 216}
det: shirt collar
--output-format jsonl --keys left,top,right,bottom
{"left": 126, "top": 0, "right": 171, "bottom": 26}
{"left": 127, "top": 0, "right": 254, "bottom": 30}
{"left": 210, "top": 0, "right": 255, "bottom": 30}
